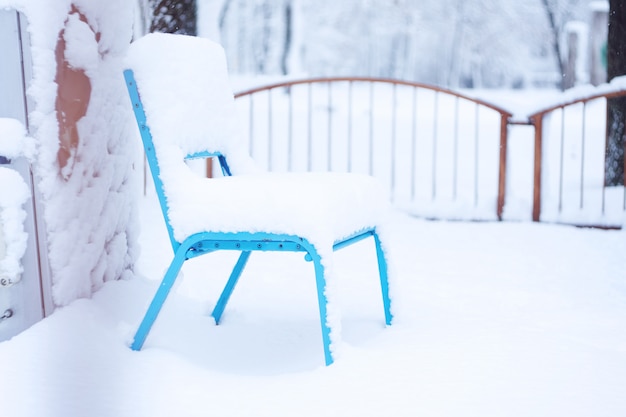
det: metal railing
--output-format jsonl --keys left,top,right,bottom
{"left": 526, "top": 89, "right": 626, "bottom": 228}
{"left": 234, "top": 77, "right": 512, "bottom": 221}
{"left": 224, "top": 77, "right": 626, "bottom": 228}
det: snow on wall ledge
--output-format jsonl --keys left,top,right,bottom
{"left": 0, "top": 0, "right": 140, "bottom": 306}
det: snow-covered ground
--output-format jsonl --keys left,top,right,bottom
{"left": 0, "top": 15, "right": 624, "bottom": 415}
{"left": 0, "top": 189, "right": 624, "bottom": 416}
{"left": 0, "top": 2, "right": 624, "bottom": 414}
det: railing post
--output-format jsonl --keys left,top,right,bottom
{"left": 531, "top": 114, "right": 544, "bottom": 222}
{"left": 497, "top": 114, "right": 509, "bottom": 220}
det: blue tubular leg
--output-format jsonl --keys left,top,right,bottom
{"left": 131, "top": 247, "right": 189, "bottom": 350}
{"left": 211, "top": 251, "right": 251, "bottom": 324}
{"left": 374, "top": 232, "right": 393, "bottom": 325}
{"left": 308, "top": 249, "right": 333, "bottom": 366}
{"left": 217, "top": 154, "right": 232, "bottom": 176}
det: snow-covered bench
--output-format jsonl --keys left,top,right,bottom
{"left": 124, "top": 33, "right": 394, "bottom": 365}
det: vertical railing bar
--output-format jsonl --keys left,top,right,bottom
{"left": 268, "top": 89, "right": 273, "bottom": 171}
{"left": 580, "top": 101, "right": 587, "bottom": 209}
{"left": 410, "top": 86, "right": 418, "bottom": 202}
{"left": 558, "top": 107, "right": 565, "bottom": 213}
{"left": 452, "top": 96, "right": 459, "bottom": 201}
{"left": 474, "top": 103, "right": 480, "bottom": 207}
{"left": 249, "top": 95, "right": 255, "bottom": 159}
{"left": 432, "top": 92, "right": 439, "bottom": 200}
{"left": 307, "top": 82, "right": 312, "bottom": 171}
{"left": 391, "top": 83, "right": 397, "bottom": 200}
{"left": 369, "top": 82, "right": 374, "bottom": 176}
{"left": 348, "top": 80, "right": 353, "bottom": 172}
{"left": 288, "top": 85, "right": 293, "bottom": 171}
{"left": 327, "top": 81, "right": 332, "bottom": 171}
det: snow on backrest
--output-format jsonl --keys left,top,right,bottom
{"left": 126, "top": 33, "right": 242, "bottom": 160}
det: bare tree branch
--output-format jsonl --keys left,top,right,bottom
{"left": 540, "top": 0, "right": 565, "bottom": 90}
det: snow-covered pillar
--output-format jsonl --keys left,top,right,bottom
{"left": 563, "top": 21, "right": 588, "bottom": 89}
{"left": 589, "top": 1, "right": 609, "bottom": 86}
{"left": 0, "top": 9, "right": 52, "bottom": 341}
{"left": 0, "top": 0, "right": 140, "bottom": 326}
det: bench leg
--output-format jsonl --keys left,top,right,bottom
{"left": 374, "top": 233, "right": 393, "bottom": 325}
{"left": 131, "top": 248, "right": 188, "bottom": 350}
{"left": 211, "top": 250, "right": 251, "bottom": 324}
{"left": 309, "top": 250, "right": 333, "bottom": 366}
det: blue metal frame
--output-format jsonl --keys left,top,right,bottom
{"left": 186, "top": 150, "right": 232, "bottom": 177}
{"left": 124, "top": 69, "right": 392, "bottom": 366}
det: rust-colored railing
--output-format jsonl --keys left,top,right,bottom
{"left": 527, "top": 89, "right": 626, "bottom": 227}
{"left": 234, "top": 77, "right": 512, "bottom": 221}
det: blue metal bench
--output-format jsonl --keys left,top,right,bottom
{"left": 124, "top": 33, "right": 393, "bottom": 365}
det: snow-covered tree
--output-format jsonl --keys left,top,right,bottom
{"left": 606, "top": 0, "right": 625, "bottom": 186}
{"left": 149, "top": 0, "right": 197, "bottom": 35}
{"left": 539, "top": 0, "right": 587, "bottom": 90}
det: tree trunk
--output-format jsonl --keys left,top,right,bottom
{"left": 540, "top": 0, "right": 566, "bottom": 91}
{"left": 218, "top": 0, "right": 233, "bottom": 32}
{"left": 280, "top": 0, "right": 292, "bottom": 76}
{"left": 606, "top": 0, "right": 625, "bottom": 186}
{"left": 149, "top": 0, "right": 197, "bottom": 36}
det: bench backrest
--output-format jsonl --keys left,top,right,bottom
{"left": 124, "top": 33, "right": 253, "bottom": 251}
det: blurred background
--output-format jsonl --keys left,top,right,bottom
{"left": 135, "top": 0, "right": 610, "bottom": 90}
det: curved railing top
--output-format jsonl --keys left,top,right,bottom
{"left": 234, "top": 76, "right": 514, "bottom": 118}
{"left": 527, "top": 75, "right": 626, "bottom": 120}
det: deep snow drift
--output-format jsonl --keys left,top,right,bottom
{"left": 0, "top": 192, "right": 624, "bottom": 417}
